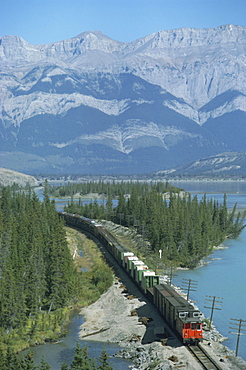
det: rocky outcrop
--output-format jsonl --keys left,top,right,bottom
{"left": 0, "top": 167, "right": 38, "bottom": 187}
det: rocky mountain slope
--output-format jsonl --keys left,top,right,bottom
{"left": 0, "top": 25, "right": 246, "bottom": 174}
{"left": 0, "top": 167, "right": 38, "bottom": 187}
{"left": 162, "top": 152, "right": 246, "bottom": 176}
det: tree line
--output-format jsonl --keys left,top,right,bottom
{"left": 65, "top": 184, "right": 246, "bottom": 268}
{"left": 49, "top": 180, "right": 180, "bottom": 198}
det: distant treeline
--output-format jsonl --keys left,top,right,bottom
{"left": 64, "top": 183, "right": 246, "bottom": 268}
{"left": 49, "top": 180, "right": 181, "bottom": 197}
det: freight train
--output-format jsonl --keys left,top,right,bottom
{"left": 59, "top": 212, "right": 203, "bottom": 344}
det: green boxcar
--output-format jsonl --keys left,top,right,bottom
{"left": 122, "top": 252, "right": 134, "bottom": 269}
{"left": 131, "top": 260, "right": 145, "bottom": 279}
{"left": 126, "top": 256, "right": 138, "bottom": 273}
{"left": 135, "top": 265, "right": 149, "bottom": 283}
{"left": 141, "top": 271, "right": 160, "bottom": 293}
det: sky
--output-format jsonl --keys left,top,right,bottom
{"left": 1, "top": 0, "right": 246, "bottom": 45}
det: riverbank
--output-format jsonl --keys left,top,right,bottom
{"left": 79, "top": 278, "right": 246, "bottom": 369}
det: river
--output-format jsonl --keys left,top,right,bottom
{"left": 21, "top": 313, "right": 132, "bottom": 369}
{"left": 169, "top": 180, "right": 246, "bottom": 360}
{"left": 31, "top": 180, "right": 246, "bottom": 365}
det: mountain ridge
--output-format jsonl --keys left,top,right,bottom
{"left": 0, "top": 25, "right": 246, "bottom": 174}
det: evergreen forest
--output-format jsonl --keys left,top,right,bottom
{"left": 49, "top": 179, "right": 179, "bottom": 198}
{"left": 63, "top": 182, "right": 246, "bottom": 268}
{"left": 0, "top": 184, "right": 113, "bottom": 355}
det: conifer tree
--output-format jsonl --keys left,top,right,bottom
{"left": 21, "top": 352, "right": 36, "bottom": 370}
{"left": 98, "top": 349, "right": 112, "bottom": 370}
{"left": 69, "top": 343, "right": 95, "bottom": 370}
{"left": 4, "top": 347, "right": 22, "bottom": 370}
{"left": 106, "top": 186, "right": 113, "bottom": 220}
{"left": 60, "top": 363, "right": 68, "bottom": 370}
{"left": 38, "top": 357, "right": 51, "bottom": 370}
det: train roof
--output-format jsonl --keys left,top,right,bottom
{"left": 154, "top": 284, "right": 196, "bottom": 312}
{"left": 115, "top": 245, "right": 131, "bottom": 253}
{"left": 143, "top": 270, "right": 156, "bottom": 276}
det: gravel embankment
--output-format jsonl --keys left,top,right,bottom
{"left": 79, "top": 279, "right": 246, "bottom": 369}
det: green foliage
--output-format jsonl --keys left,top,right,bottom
{"left": 70, "top": 343, "right": 96, "bottom": 370}
{"left": 0, "top": 347, "right": 23, "bottom": 370}
{"left": 0, "top": 185, "right": 115, "bottom": 368}
{"left": 0, "top": 345, "right": 112, "bottom": 370}
{"left": 64, "top": 181, "right": 245, "bottom": 268}
{"left": 98, "top": 349, "right": 113, "bottom": 370}
{"left": 91, "top": 263, "right": 114, "bottom": 295}
{"left": 21, "top": 352, "right": 36, "bottom": 370}
{"left": 39, "top": 357, "right": 51, "bottom": 370}
{"left": 60, "top": 363, "right": 68, "bottom": 370}
{"left": 0, "top": 187, "right": 78, "bottom": 348}
{"left": 52, "top": 180, "right": 180, "bottom": 198}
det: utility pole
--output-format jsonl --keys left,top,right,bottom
{"left": 229, "top": 318, "right": 246, "bottom": 356}
{"left": 182, "top": 278, "right": 198, "bottom": 301}
{"left": 204, "top": 295, "right": 223, "bottom": 330}
{"left": 166, "top": 266, "right": 177, "bottom": 285}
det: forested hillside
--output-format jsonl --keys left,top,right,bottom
{"left": 0, "top": 185, "right": 113, "bottom": 353}
{"left": 64, "top": 183, "right": 246, "bottom": 268}
{"left": 0, "top": 186, "right": 75, "bottom": 337}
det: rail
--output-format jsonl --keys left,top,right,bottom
{"left": 188, "top": 344, "right": 223, "bottom": 370}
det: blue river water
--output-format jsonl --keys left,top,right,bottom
{"left": 32, "top": 180, "right": 246, "bottom": 364}
{"left": 170, "top": 181, "right": 246, "bottom": 360}
{"left": 21, "top": 313, "right": 132, "bottom": 369}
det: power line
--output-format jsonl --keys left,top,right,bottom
{"left": 229, "top": 318, "right": 246, "bottom": 356}
{"left": 165, "top": 265, "right": 177, "bottom": 285}
{"left": 182, "top": 278, "right": 198, "bottom": 301}
{"left": 204, "top": 295, "right": 223, "bottom": 330}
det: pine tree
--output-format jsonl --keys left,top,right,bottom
{"left": 21, "top": 352, "right": 36, "bottom": 370}
{"left": 98, "top": 349, "right": 112, "bottom": 370}
{"left": 106, "top": 186, "right": 113, "bottom": 220}
{"left": 69, "top": 343, "right": 95, "bottom": 370}
{"left": 60, "top": 363, "right": 68, "bottom": 370}
{"left": 3, "top": 347, "right": 22, "bottom": 370}
{"left": 38, "top": 357, "right": 51, "bottom": 370}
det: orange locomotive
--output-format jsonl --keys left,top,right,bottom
{"left": 152, "top": 283, "right": 203, "bottom": 344}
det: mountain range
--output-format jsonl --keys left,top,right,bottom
{"left": 0, "top": 24, "right": 246, "bottom": 175}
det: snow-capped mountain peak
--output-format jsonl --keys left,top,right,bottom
{"left": 0, "top": 25, "right": 246, "bottom": 174}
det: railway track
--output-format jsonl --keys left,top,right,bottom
{"left": 188, "top": 344, "right": 223, "bottom": 370}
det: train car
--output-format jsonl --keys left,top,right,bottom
{"left": 153, "top": 284, "right": 203, "bottom": 344}
{"left": 135, "top": 264, "right": 149, "bottom": 284}
{"left": 141, "top": 270, "right": 160, "bottom": 293}
{"left": 59, "top": 212, "right": 203, "bottom": 344}
{"left": 131, "top": 260, "right": 145, "bottom": 280}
